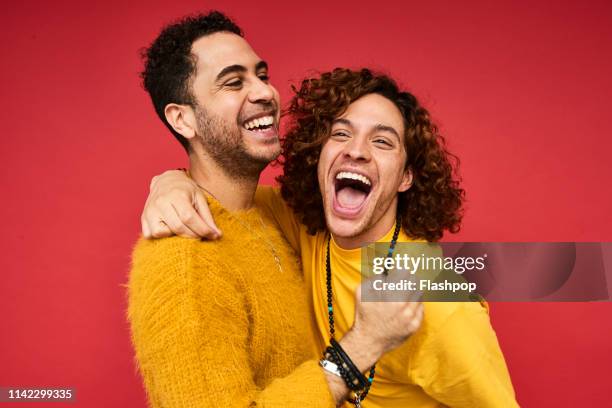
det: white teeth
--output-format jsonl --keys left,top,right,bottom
{"left": 335, "top": 171, "right": 372, "bottom": 186}
{"left": 244, "top": 115, "right": 274, "bottom": 130}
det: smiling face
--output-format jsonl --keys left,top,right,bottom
{"left": 189, "top": 32, "right": 281, "bottom": 175}
{"left": 317, "top": 93, "right": 413, "bottom": 248}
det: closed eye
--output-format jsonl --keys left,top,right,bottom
{"left": 332, "top": 131, "right": 350, "bottom": 138}
{"left": 225, "top": 79, "right": 243, "bottom": 88}
{"left": 374, "top": 138, "right": 393, "bottom": 146}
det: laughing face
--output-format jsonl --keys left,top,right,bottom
{"left": 189, "top": 32, "right": 281, "bottom": 176}
{"left": 317, "top": 93, "right": 413, "bottom": 248}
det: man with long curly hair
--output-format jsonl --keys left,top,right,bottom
{"left": 143, "top": 68, "right": 518, "bottom": 407}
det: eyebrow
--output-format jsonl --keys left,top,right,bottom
{"left": 332, "top": 118, "right": 400, "bottom": 140}
{"left": 332, "top": 118, "right": 354, "bottom": 128}
{"left": 374, "top": 123, "right": 400, "bottom": 140}
{"left": 255, "top": 60, "right": 268, "bottom": 72}
{"left": 215, "top": 60, "right": 269, "bottom": 82}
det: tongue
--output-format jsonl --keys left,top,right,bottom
{"left": 336, "top": 187, "right": 367, "bottom": 209}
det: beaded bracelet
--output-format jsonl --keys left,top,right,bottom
{"left": 330, "top": 338, "right": 369, "bottom": 389}
{"left": 324, "top": 346, "right": 367, "bottom": 392}
{"left": 325, "top": 347, "right": 360, "bottom": 390}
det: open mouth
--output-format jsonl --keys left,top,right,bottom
{"left": 333, "top": 171, "right": 373, "bottom": 213}
{"left": 242, "top": 115, "right": 275, "bottom": 132}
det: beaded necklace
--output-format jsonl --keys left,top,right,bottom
{"left": 325, "top": 217, "right": 402, "bottom": 406}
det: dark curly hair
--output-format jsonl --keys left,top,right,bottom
{"left": 278, "top": 68, "right": 464, "bottom": 242}
{"left": 140, "top": 11, "right": 243, "bottom": 151}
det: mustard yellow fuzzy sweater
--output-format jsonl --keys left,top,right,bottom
{"left": 128, "top": 198, "right": 335, "bottom": 408}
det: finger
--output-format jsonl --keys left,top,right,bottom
{"left": 403, "top": 299, "right": 422, "bottom": 316}
{"left": 158, "top": 203, "right": 199, "bottom": 238}
{"left": 150, "top": 220, "right": 174, "bottom": 239}
{"left": 141, "top": 194, "right": 162, "bottom": 236}
{"left": 172, "top": 198, "right": 216, "bottom": 239}
{"left": 142, "top": 216, "right": 152, "bottom": 239}
{"left": 194, "top": 192, "right": 222, "bottom": 239}
{"left": 168, "top": 204, "right": 201, "bottom": 238}
{"left": 360, "top": 276, "right": 385, "bottom": 302}
{"left": 403, "top": 302, "right": 424, "bottom": 334}
{"left": 149, "top": 174, "right": 160, "bottom": 190}
{"left": 414, "top": 303, "right": 425, "bottom": 327}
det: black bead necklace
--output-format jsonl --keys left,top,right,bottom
{"left": 325, "top": 217, "right": 402, "bottom": 405}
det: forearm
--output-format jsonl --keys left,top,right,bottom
{"left": 257, "top": 328, "right": 384, "bottom": 406}
{"left": 256, "top": 328, "right": 384, "bottom": 407}
{"left": 252, "top": 360, "right": 340, "bottom": 407}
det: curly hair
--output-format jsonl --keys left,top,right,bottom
{"left": 141, "top": 11, "right": 242, "bottom": 151}
{"left": 278, "top": 68, "right": 464, "bottom": 242}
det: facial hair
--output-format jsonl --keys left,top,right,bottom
{"left": 194, "top": 105, "right": 274, "bottom": 180}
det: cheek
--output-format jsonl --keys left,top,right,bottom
{"left": 317, "top": 153, "right": 328, "bottom": 188}
{"left": 317, "top": 144, "right": 336, "bottom": 188}
{"left": 210, "top": 96, "right": 244, "bottom": 122}
{"left": 378, "top": 154, "right": 407, "bottom": 191}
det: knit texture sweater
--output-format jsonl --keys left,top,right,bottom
{"left": 128, "top": 198, "right": 335, "bottom": 408}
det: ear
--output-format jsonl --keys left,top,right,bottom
{"left": 164, "top": 103, "right": 197, "bottom": 140}
{"left": 398, "top": 167, "right": 413, "bottom": 193}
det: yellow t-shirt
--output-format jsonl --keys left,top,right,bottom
{"left": 256, "top": 186, "right": 519, "bottom": 408}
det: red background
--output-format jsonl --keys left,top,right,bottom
{"left": 1, "top": 0, "right": 611, "bottom": 406}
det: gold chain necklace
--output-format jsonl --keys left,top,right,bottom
{"left": 231, "top": 213, "right": 284, "bottom": 274}
{"left": 192, "top": 181, "right": 283, "bottom": 273}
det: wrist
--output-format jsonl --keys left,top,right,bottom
{"left": 151, "top": 168, "right": 189, "bottom": 190}
{"left": 338, "top": 327, "right": 383, "bottom": 373}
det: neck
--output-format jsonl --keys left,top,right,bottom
{"left": 333, "top": 204, "right": 398, "bottom": 250}
{"left": 188, "top": 152, "right": 260, "bottom": 212}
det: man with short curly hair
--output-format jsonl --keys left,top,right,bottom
{"left": 144, "top": 67, "right": 519, "bottom": 407}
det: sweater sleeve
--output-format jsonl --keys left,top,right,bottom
{"left": 409, "top": 302, "right": 519, "bottom": 408}
{"left": 128, "top": 237, "right": 335, "bottom": 408}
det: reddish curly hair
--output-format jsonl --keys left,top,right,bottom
{"left": 277, "top": 68, "right": 464, "bottom": 242}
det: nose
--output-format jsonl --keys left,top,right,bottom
{"left": 248, "top": 76, "right": 275, "bottom": 104}
{"left": 342, "top": 134, "right": 371, "bottom": 162}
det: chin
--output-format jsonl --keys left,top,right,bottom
{"left": 248, "top": 143, "right": 281, "bottom": 163}
{"left": 325, "top": 206, "right": 371, "bottom": 240}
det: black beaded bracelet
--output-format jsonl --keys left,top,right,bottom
{"left": 330, "top": 338, "right": 369, "bottom": 390}
{"left": 324, "top": 347, "right": 362, "bottom": 391}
